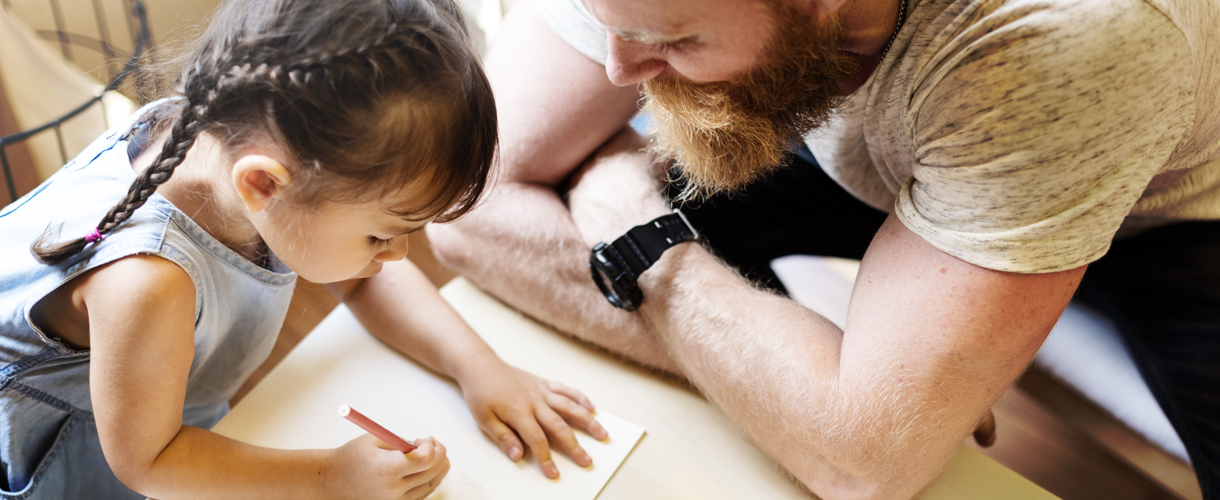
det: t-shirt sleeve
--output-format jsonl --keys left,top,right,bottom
{"left": 897, "top": 0, "right": 1194, "bottom": 273}
{"left": 534, "top": 0, "right": 609, "bottom": 65}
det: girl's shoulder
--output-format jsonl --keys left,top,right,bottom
{"left": 31, "top": 253, "right": 195, "bottom": 351}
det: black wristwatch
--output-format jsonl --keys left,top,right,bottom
{"left": 589, "top": 209, "right": 700, "bottom": 311}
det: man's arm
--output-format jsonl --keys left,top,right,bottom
{"left": 426, "top": 0, "right": 678, "bottom": 370}
{"left": 647, "top": 217, "right": 1081, "bottom": 499}
{"left": 567, "top": 153, "right": 1082, "bottom": 498}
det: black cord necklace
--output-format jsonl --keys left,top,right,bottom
{"left": 878, "top": 0, "right": 910, "bottom": 62}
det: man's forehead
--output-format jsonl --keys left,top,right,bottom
{"left": 582, "top": 0, "right": 700, "bottom": 37}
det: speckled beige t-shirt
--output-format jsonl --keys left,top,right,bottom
{"left": 539, "top": 0, "right": 1220, "bottom": 273}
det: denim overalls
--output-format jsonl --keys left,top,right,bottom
{"left": 0, "top": 102, "right": 297, "bottom": 499}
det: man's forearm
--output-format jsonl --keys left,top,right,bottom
{"left": 629, "top": 215, "right": 1076, "bottom": 500}
{"left": 635, "top": 245, "right": 917, "bottom": 499}
{"left": 427, "top": 182, "right": 681, "bottom": 373}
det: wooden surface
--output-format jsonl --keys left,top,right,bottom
{"left": 218, "top": 277, "right": 1059, "bottom": 500}
{"left": 1008, "top": 369, "right": 1200, "bottom": 500}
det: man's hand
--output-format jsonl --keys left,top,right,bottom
{"left": 567, "top": 127, "right": 671, "bottom": 247}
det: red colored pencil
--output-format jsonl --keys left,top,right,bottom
{"left": 338, "top": 404, "right": 417, "bottom": 453}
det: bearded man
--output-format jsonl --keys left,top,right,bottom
{"left": 426, "top": 0, "right": 1220, "bottom": 497}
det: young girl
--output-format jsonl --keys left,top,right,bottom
{"left": 0, "top": 0, "right": 607, "bottom": 498}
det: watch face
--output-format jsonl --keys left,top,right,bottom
{"left": 590, "top": 243, "right": 640, "bottom": 311}
{"left": 592, "top": 245, "right": 622, "bottom": 280}
{"left": 591, "top": 264, "right": 622, "bottom": 305}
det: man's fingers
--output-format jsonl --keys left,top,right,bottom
{"left": 973, "top": 410, "right": 997, "bottom": 447}
{"left": 481, "top": 414, "right": 526, "bottom": 461}
{"left": 546, "top": 391, "right": 607, "bottom": 441}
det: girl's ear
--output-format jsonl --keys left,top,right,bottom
{"left": 232, "top": 155, "right": 293, "bottom": 213}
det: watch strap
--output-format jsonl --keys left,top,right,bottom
{"left": 607, "top": 210, "right": 699, "bottom": 276}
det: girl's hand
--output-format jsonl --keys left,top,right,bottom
{"left": 456, "top": 353, "right": 608, "bottom": 479}
{"left": 326, "top": 434, "right": 449, "bottom": 499}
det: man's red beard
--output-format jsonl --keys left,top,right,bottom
{"left": 642, "top": 9, "right": 856, "bottom": 200}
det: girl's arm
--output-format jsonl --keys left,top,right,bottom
{"left": 334, "top": 258, "right": 607, "bottom": 480}
{"left": 84, "top": 255, "right": 447, "bottom": 499}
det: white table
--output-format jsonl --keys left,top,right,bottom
{"left": 214, "top": 278, "right": 1058, "bottom": 500}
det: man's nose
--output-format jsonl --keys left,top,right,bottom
{"left": 605, "top": 35, "right": 666, "bottom": 86}
{"left": 374, "top": 236, "right": 409, "bottom": 263}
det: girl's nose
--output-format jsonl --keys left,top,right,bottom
{"left": 605, "top": 35, "right": 667, "bottom": 86}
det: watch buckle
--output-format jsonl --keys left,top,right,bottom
{"left": 673, "top": 208, "right": 699, "bottom": 241}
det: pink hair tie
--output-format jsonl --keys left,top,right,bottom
{"left": 85, "top": 229, "right": 103, "bottom": 243}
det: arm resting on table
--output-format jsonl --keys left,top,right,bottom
{"left": 635, "top": 215, "right": 1083, "bottom": 499}
{"left": 426, "top": 0, "right": 678, "bottom": 372}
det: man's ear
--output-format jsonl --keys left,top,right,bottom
{"left": 232, "top": 155, "right": 292, "bottom": 213}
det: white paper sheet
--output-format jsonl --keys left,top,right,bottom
{"left": 212, "top": 306, "right": 645, "bottom": 500}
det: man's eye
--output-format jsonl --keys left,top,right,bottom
{"left": 658, "top": 38, "right": 698, "bottom": 52}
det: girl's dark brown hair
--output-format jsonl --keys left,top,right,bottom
{"left": 33, "top": 0, "right": 496, "bottom": 264}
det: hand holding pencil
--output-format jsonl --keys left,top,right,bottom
{"left": 326, "top": 405, "right": 449, "bottom": 499}
{"left": 339, "top": 404, "right": 416, "bottom": 452}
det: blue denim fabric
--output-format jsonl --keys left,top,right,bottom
{"left": 674, "top": 145, "right": 1220, "bottom": 499}
{"left": 0, "top": 102, "right": 296, "bottom": 499}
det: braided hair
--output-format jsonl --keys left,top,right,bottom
{"left": 33, "top": 0, "right": 496, "bottom": 264}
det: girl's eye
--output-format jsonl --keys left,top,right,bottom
{"left": 369, "top": 236, "right": 394, "bottom": 249}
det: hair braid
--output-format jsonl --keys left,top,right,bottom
{"left": 31, "top": 87, "right": 212, "bottom": 264}
{"left": 224, "top": 22, "right": 421, "bottom": 101}
{"left": 32, "top": 0, "right": 497, "bottom": 264}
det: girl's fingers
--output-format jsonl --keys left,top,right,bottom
{"left": 547, "top": 380, "right": 595, "bottom": 413}
{"left": 399, "top": 437, "right": 438, "bottom": 474}
{"left": 429, "top": 457, "right": 451, "bottom": 492}
{"left": 535, "top": 405, "right": 591, "bottom": 468}
{"left": 545, "top": 391, "right": 607, "bottom": 441}
{"left": 502, "top": 408, "right": 560, "bottom": 479}
{"left": 402, "top": 438, "right": 448, "bottom": 498}
{"left": 403, "top": 467, "right": 444, "bottom": 500}
{"left": 480, "top": 413, "right": 526, "bottom": 461}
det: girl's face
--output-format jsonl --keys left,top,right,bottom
{"left": 259, "top": 189, "right": 427, "bottom": 283}
{"left": 224, "top": 144, "right": 435, "bottom": 284}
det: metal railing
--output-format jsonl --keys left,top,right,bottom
{"left": 0, "top": 0, "right": 150, "bottom": 203}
